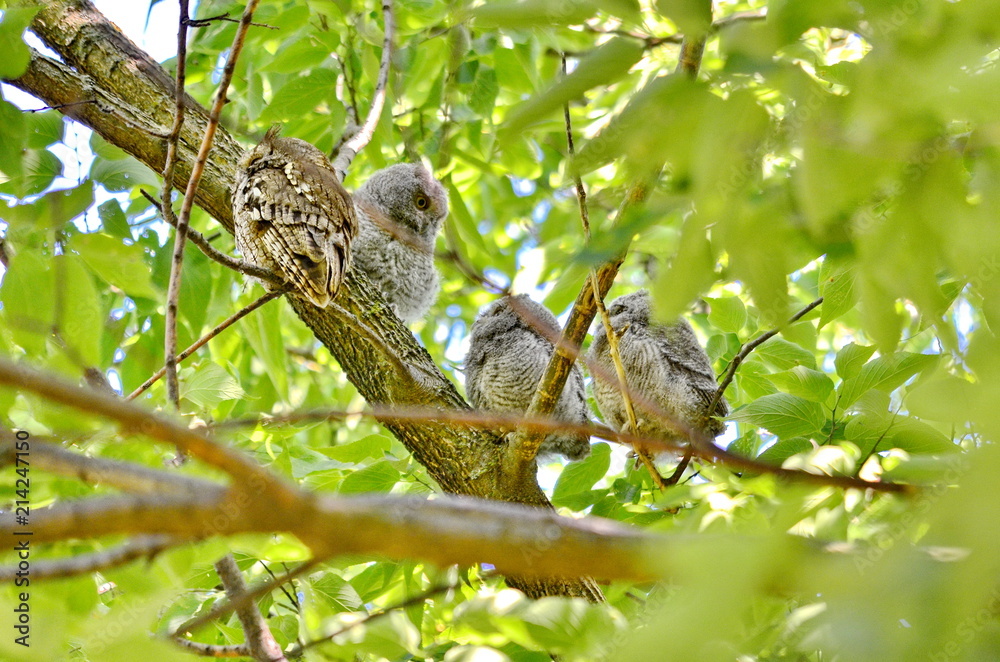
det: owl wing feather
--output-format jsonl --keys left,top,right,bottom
{"left": 236, "top": 160, "right": 355, "bottom": 307}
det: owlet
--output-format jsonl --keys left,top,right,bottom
{"left": 465, "top": 294, "right": 591, "bottom": 461}
{"left": 232, "top": 126, "right": 357, "bottom": 307}
{"left": 589, "top": 289, "right": 727, "bottom": 442}
{"left": 351, "top": 163, "right": 448, "bottom": 323}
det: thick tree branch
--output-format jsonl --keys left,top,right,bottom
{"left": 0, "top": 358, "right": 303, "bottom": 509}
{"left": 7, "top": 490, "right": 664, "bottom": 583}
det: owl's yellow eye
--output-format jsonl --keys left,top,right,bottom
{"left": 415, "top": 195, "right": 430, "bottom": 210}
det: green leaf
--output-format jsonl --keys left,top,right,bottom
{"left": 837, "top": 352, "right": 940, "bottom": 410}
{"left": 239, "top": 292, "right": 288, "bottom": 396}
{"left": 706, "top": 296, "right": 747, "bottom": 333}
{"left": 259, "top": 39, "right": 331, "bottom": 74}
{"left": 258, "top": 69, "right": 339, "bottom": 123}
{"left": 1, "top": 251, "right": 54, "bottom": 355}
{"left": 753, "top": 337, "right": 817, "bottom": 371}
{"left": 730, "top": 393, "right": 826, "bottom": 439}
{"left": 885, "top": 418, "right": 957, "bottom": 454}
{"left": 819, "top": 261, "right": 857, "bottom": 328}
{"left": 0, "top": 99, "right": 26, "bottom": 179}
{"left": 339, "top": 461, "right": 400, "bottom": 494}
{"left": 735, "top": 358, "right": 779, "bottom": 400}
{"left": 74, "top": 233, "right": 161, "bottom": 300}
{"left": 655, "top": 0, "right": 712, "bottom": 36}
{"left": 324, "top": 435, "right": 393, "bottom": 464}
{"left": 55, "top": 255, "right": 103, "bottom": 366}
{"left": 653, "top": 215, "right": 716, "bottom": 320}
{"left": 90, "top": 154, "right": 159, "bottom": 191}
{"left": 469, "top": 66, "right": 500, "bottom": 118}
{"left": 25, "top": 110, "right": 65, "bottom": 149}
{"left": 502, "top": 38, "right": 644, "bottom": 137}
{"left": 180, "top": 363, "right": 245, "bottom": 409}
{"left": 0, "top": 148, "right": 61, "bottom": 198}
{"left": 834, "top": 342, "right": 876, "bottom": 381}
{"left": 472, "top": 0, "right": 603, "bottom": 28}
{"left": 766, "top": 366, "right": 834, "bottom": 403}
{"left": 0, "top": 7, "right": 40, "bottom": 79}
{"left": 98, "top": 199, "right": 132, "bottom": 239}
{"left": 309, "top": 573, "right": 364, "bottom": 612}
{"left": 756, "top": 437, "right": 814, "bottom": 465}
{"left": 552, "top": 443, "right": 611, "bottom": 507}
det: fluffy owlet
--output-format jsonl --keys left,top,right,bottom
{"left": 351, "top": 163, "right": 448, "bottom": 323}
{"left": 233, "top": 126, "right": 357, "bottom": 307}
{"left": 588, "top": 289, "right": 727, "bottom": 442}
{"left": 465, "top": 295, "right": 591, "bottom": 461}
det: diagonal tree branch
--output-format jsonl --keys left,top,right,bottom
{"left": 214, "top": 554, "right": 288, "bottom": 662}
{"left": 331, "top": 0, "right": 395, "bottom": 181}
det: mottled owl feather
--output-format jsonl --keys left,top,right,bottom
{"left": 589, "top": 289, "right": 727, "bottom": 442}
{"left": 351, "top": 163, "right": 448, "bottom": 323}
{"left": 233, "top": 126, "right": 357, "bottom": 307}
{"left": 465, "top": 295, "right": 591, "bottom": 461}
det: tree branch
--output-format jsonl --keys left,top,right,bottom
{"left": 0, "top": 435, "right": 221, "bottom": 496}
{"left": 561, "top": 52, "right": 665, "bottom": 490}
{"left": 331, "top": 0, "right": 395, "bottom": 181}
{"left": 214, "top": 554, "right": 287, "bottom": 662}
{"left": 0, "top": 535, "right": 174, "bottom": 582}
{"left": 127, "top": 286, "right": 291, "bottom": 400}
{"left": 0, "top": 357, "right": 303, "bottom": 509}
{"left": 174, "top": 560, "right": 322, "bottom": 637}
{"left": 162, "top": 0, "right": 192, "bottom": 408}
{"left": 709, "top": 297, "right": 825, "bottom": 417}
{"left": 140, "top": 189, "right": 284, "bottom": 284}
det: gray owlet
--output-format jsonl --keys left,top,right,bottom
{"left": 465, "top": 295, "right": 591, "bottom": 461}
{"left": 589, "top": 289, "right": 727, "bottom": 442}
{"left": 351, "top": 164, "right": 448, "bottom": 323}
{"left": 232, "top": 126, "right": 357, "bottom": 307}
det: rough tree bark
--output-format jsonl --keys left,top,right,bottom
{"left": 8, "top": 0, "right": 602, "bottom": 601}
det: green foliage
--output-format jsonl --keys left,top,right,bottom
{"left": 3, "top": 0, "right": 1000, "bottom": 659}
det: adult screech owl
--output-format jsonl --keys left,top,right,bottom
{"left": 465, "top": 295, "right": 591, "bottom": 461}
{"left": 588, "top": 289, "right": 727, "bottom": 442}
{"left": 351, "top": 163, "right": 448, "bottom": 323}
{"left": 232, "top": 126, "right": 357, "bottom": 307}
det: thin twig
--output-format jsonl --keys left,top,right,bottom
{"left": 173, "top": 560, "right": 322, "bottom": 637}
{"left": 127, "top": 286, "right": 290, "bottom": 400}
{"left": 1, "top": 435, "right": 222, "bottom": 496}
{"left": 331, "top": 0, "right": 395, "bottom": 181}
{"left": 214, "top": 554, "right": 287, "bottom": 662}
{"left": 23, "top": 99, "right": 96, "bottom": 113}
{"left": 290, "top": 570, "right": 497, "bottom": 656}
{"left": 164, "top": 0, "right": 263, "bottom": 409}
{"left": 561, "top": 53, "right": 665, "bottom": 489}
{"left": 162, "top": 0, "right": 191, "bottom": 409}
{"left": 210, "top": 405, "right": 913, "bottom": 494}
{"left": 140, "top": 189, "right": 283, "bottom": 284}
{"left": 709, "top": 297, "right": 824, "bottom": 417}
